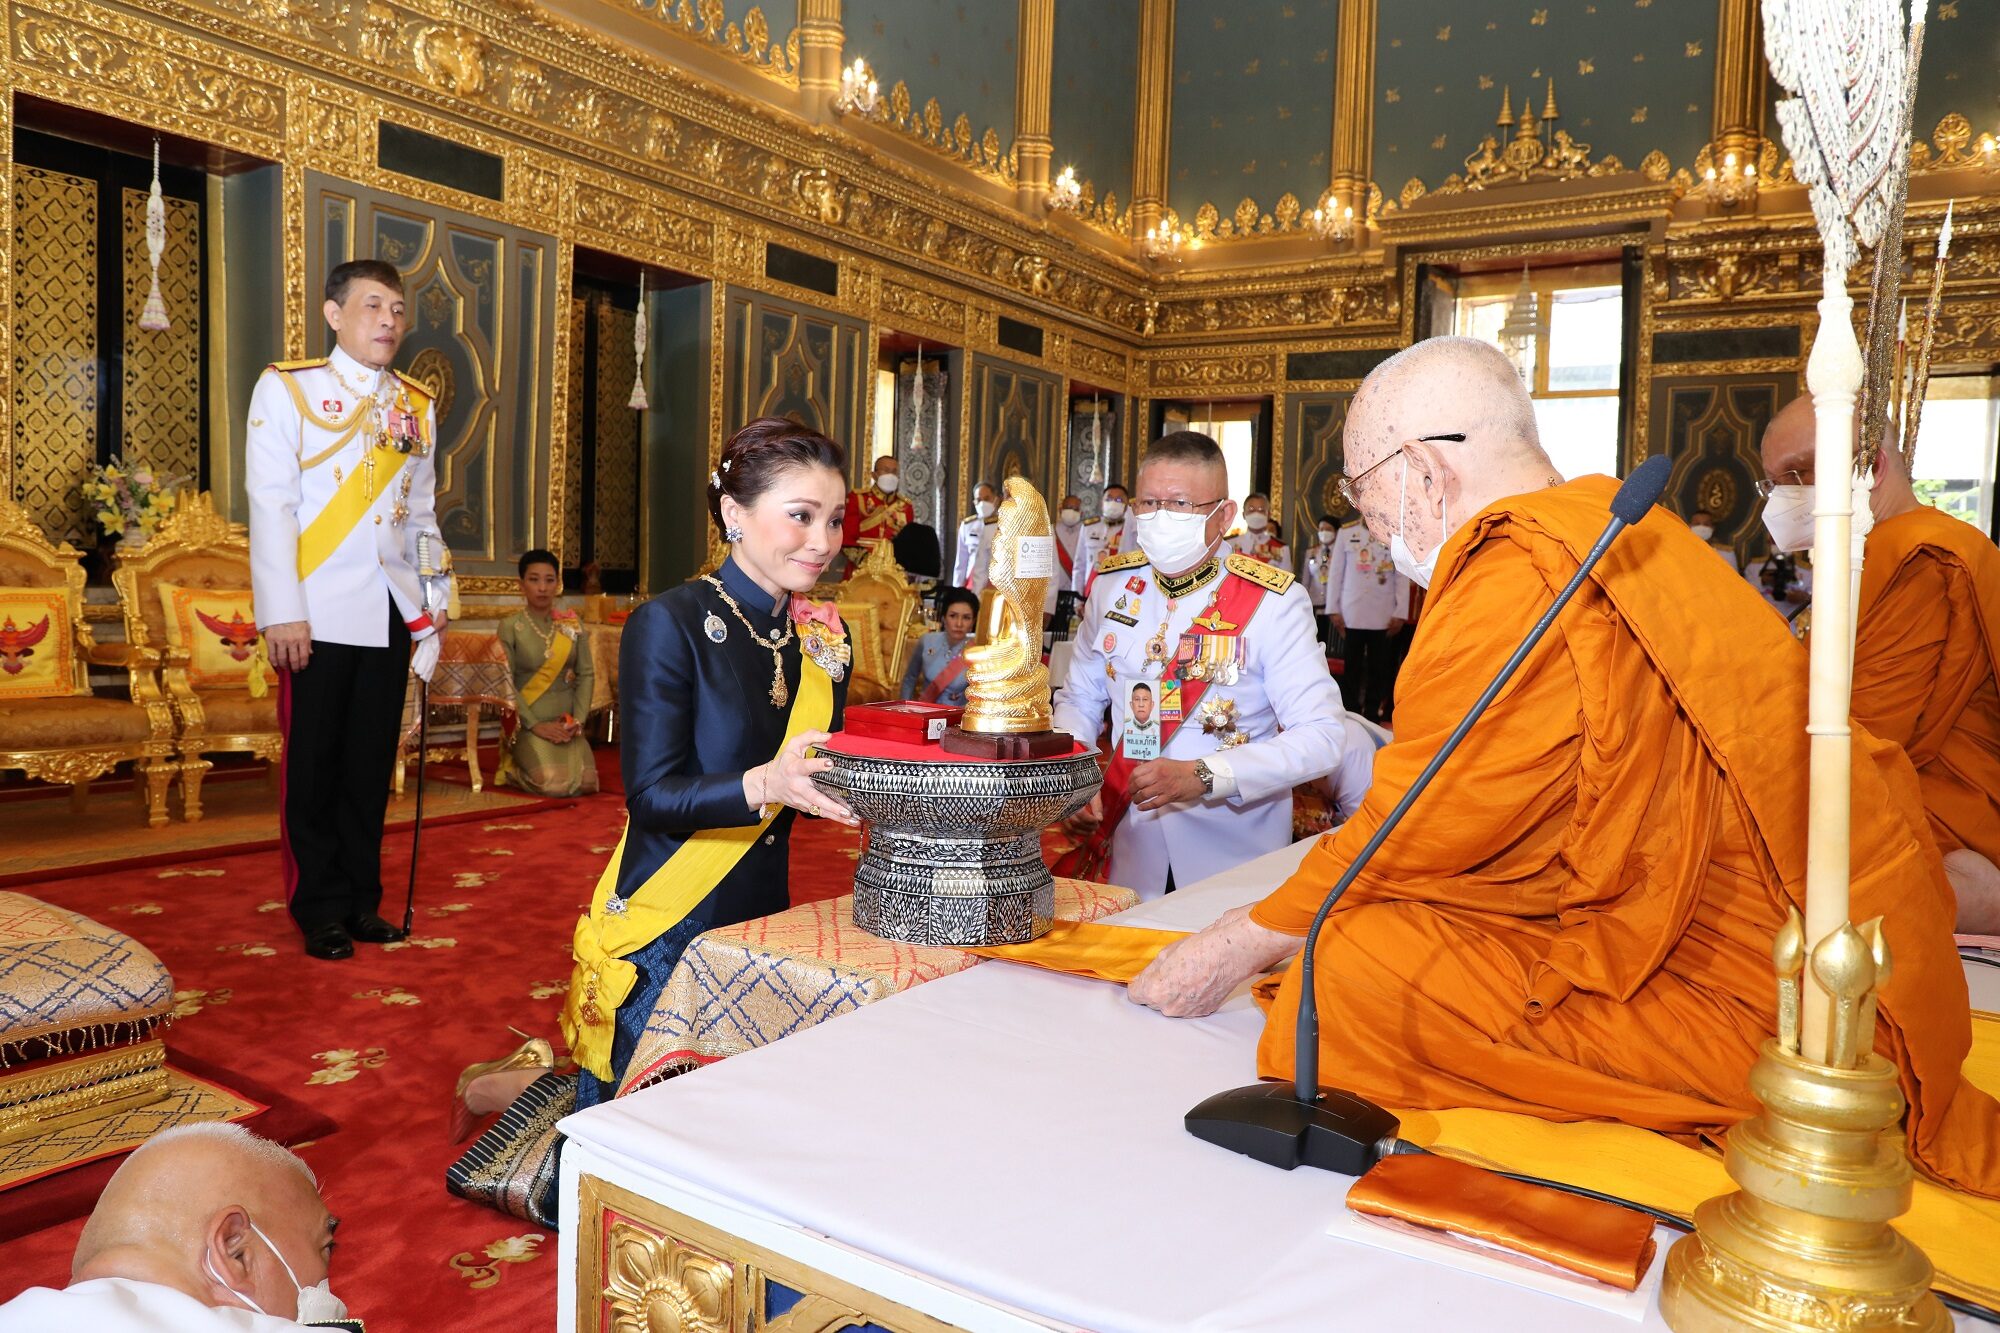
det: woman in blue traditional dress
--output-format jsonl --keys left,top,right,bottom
{"left": 445, "top": 417, "right": 855, "bottom": 1225}
{"left": 899, "top": 586, "right": 978, "bottom": 706}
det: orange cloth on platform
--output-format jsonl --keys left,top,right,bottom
{"left": 1249, "top": 476, "right": 2000, "bottom": 1197}
{"left": 966, "top": 920, "right": 1189, "bottom": 983}
{"left": 1853, "top": 506, "right": 2000, "bottom": 866}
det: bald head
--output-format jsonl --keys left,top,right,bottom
{"left": 1759, "top": 393, "right": 1916, "bottom": 524}
{"left": 75, "top": 1124, "right": 334, "bottom": 1319}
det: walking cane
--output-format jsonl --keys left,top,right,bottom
{"left": 406, "top": 532, "right": 448, "bottom": 935}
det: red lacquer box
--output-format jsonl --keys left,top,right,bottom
{"left": 841, "top": 701, "right": 963, "bottom": 744}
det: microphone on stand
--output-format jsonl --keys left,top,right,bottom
{"left": 1185, "top": 456, "right": 1674, "bottom": 1174}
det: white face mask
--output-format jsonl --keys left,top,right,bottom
{"left": 975, "top": 499, "right": 997, "bottom": 521}
{"left": 1317, "top": 527, "right": 1336, "bottom": 545}
{"left": 1689, "top": 523, "right": 1715, "bottom": 542}
{"left": 875, "top": 472, "right": 900, "bottom": 495}
{"left": 205, "top": 1220, "right": 349, "bottom": 1325}
{"left": 1058, "top": 508, "right": 1081, "bottom": 527}
{"left": 1244, "top": 511, "right": 1269, "bottom": 532}
{"left": 1134, "top": 507, "right": 1216, "bottom": 574}
{"left": 1101, "top": 498, "right": 1127, "bottom": 522}
{"left": 1388, "top": 455, "right": 1447, "bottom": 589}
{"left": 1760, "top": 485, "right": 1815, "bottom": 553}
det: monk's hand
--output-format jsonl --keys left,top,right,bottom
{"left": 1063, "top": 791, "right": 1104, "bottom": 835}
{"left": 756, "top": 730, "right": 859, "bottom": 827}
{"left": 263, "top": 621, "right": 311, "bottom": 672}
{"left": 1129, "top": 759, "right": 1206, "bottom": 810}
{"left": 1129, "top": 906, "right": 1300, "bottom": 1019}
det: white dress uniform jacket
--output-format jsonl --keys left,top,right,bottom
{"left": 1326, "top": 524, "right": 1410, "bottom": 628}
{"left": 1227, "top": 528, "right": 1294, "bottom": 574}
{"left": 1051, "top": 548, "right": 1347, "bottom": 899}
{"left": 1077, "top": 517, "right": 1132, "bottom": 593}
{"left": 1046, "top": 517, "right": 1088, "bottom": 616}
{"left": 1301, "top": 538, "right": 1336, "bottom": 615}
{"left": 952, "top": 513, "right": 997, "bottom": 590}
{"left": 246, "top": 345, "right": 441, "bottom": 648}
{"left": 0, "top": 1277, "right": 315, "bottom": 1332}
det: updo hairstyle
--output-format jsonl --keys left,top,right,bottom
{"left": 707, "top": 416, "right": 846, "bottom": 535}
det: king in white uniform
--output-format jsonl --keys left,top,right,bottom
{"left": 246, "top": 260, "right": 445, "bottom": 961}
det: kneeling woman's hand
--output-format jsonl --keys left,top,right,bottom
{"left": 745, "top": 730, "right": 858, "bottom": 826}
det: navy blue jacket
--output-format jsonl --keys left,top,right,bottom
{"left": 611, "top": 558, "right": 848, "bottom": 927}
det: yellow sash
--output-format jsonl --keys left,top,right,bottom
{"left": 518, "top": 624, "right": 573, "bottom": 711}
{"left": 560, "top": 649, "right": 835, "bottom": 1080}
{"left": 296, "top": 445, "right": 407, "bottom": 580}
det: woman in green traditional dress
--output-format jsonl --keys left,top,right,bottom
{"left": 495, "top": 549, "right": 599, "bottom": 796}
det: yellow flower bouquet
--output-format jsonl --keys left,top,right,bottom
{"left": 81, "top": 455, "right": 188, "bottom": 542}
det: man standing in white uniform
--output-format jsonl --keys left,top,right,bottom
{"left": 1326, "top": 518, "right": 1409, "bottom": 722}
{"left": 1046, "top": 493, "right": 1088, "bottom": 621}
{"left": 1301, "top": 513, "right": 1339, "bottom": 646}
{"left": 1052, "top": 431, "right": 1345, "bottom": 899}
{"left": 1226, "top": 491, "right": 1293, "bottom": 573}
{"left": 247, "top": 259, "right": 447, "bottom": 961}
{"left": 1076, "top": 482, "right": 1131, "bottom": 597}
{"left": 951, "top": 481, "right": 999, "bottom": 590}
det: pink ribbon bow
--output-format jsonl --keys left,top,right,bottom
{"left": 790, "top": 596, "right": 844, "bottom": 634}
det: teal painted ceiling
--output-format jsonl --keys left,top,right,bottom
{"left": 1911, "top": 1, "right": 2000, "bottom": 157}
{"left": 1050, "top": 0, "right": 1139, "bottom": 224}
{"left": 1166, "top": 0, "right": 1338, "bottom": 227}
{"left": 1375, "top": 0, "right": 1717, "bottom": 196}
{"left": 845, "top": 0, "right": 1018, "bottom": 150}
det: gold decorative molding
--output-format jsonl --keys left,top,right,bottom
{"left": 1130, "top": 0, "right": 1173, "bottom": 239}
{"left": 1403, "top": 79, "right": 1630, "bottom": 203}
{"left": 851, "top": 70, "right": 1015, "bottom": 188}
{"left": 612, "top": 0, "right": 800, "bottom": 88}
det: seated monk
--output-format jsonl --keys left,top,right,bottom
{"left": 1761, "top": 395, "right": 2000, "bottom": 932}
{"left": 1130, "top": 336, "right": 2000, "bottom": 1198}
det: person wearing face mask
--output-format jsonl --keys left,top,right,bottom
{"left": 839, "top": 454, "right": 913, "bottom": 574}
{"left": 952, "top": 481, "right": 1001, "bottom": 591}
{"left": 1078, "top": 483, "right": 1132, "bottom": 597}
{"left": 1326, "top": 514, "right": 1411, "bottom": 723}
{"left": 1685, "top": 507, "right": 1738, "bottom": 566}
{"left": 0, "top": 1123, "right": 346, "bottom": 1331}
{"left": 1301, "top": 512, "right": 1340, "bottom": 647}
{"left": 1761, "top": 394, "right": 2000, "bottom": 933}
{"left": 1125, "top": 337, "right": 2000, "bottom": 1198}
{"left": 1046, "top": 493, "right": 1088, "bottom": 622}
{"left": 1227, "top": 491, "right": 1294, "bottom": 573}
{"left": 1050, "top": 431, "right": 1346, "bottom": 900}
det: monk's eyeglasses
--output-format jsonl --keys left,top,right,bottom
{"left": 1335, "top": 434, "right": 1466, "bottom": 507}
{"left": 1753, "top": 470, "right": 1807, "bottom": 498}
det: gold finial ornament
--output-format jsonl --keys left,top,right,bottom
{"left": 958, "top": 477, "right": 1054, "bottom": 735}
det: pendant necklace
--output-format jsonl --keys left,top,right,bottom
{"left": 701, "top": 575, "right": 794, "bottom": 708}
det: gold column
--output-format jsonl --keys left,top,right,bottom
{"left": 1130, "top": 0, "right": 1175, "bottom": 238}
{"left": 1710, "top": 0, "right": 1764, "bottom": 169}
{"left": 0, "top": 88, "right": 13, "bottom": 503}
{"left": 1328, "top": 0, "right": 1376, "bottom": 222}
{"left": 798, "top": 0, "right": 843, "bottom": 104}
{"left": 1014, "top": 0, "right": 1056, "bottom": 215}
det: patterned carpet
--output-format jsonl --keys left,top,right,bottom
{"left": 0, "top": 746, "right": 869, "bottom": 1329}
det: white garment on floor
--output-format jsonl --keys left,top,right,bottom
{"left": 0, "top": 1278, "right": 313, "bottom": 1332}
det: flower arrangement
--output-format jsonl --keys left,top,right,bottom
{"left": 81, "top": 456, "right": 187, "bottom": 540}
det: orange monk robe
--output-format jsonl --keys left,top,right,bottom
{"left": 1853, "top": 506, "right": 2000, "bottom": 868}
{"left": 841, "top": 485, "right": 914, "bottom": 550}
{"left": 1250, "top": 476, "right": 2000, "bottom": 1197}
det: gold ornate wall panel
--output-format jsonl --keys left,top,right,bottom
{"left": 965, "top": 354, "right": 1064, "bottom": 503}
{"left": 721, "top": 287, "right": 868, "bottom": 456}
{"left": 563, "top": 294, "right": 588, "bottom": 565}
{"left": 1282, "top": 389, "right": 1359, "bottom": 544}
{"left": 592, "top": 300, "right": 641, "bottom": 571}
{"left": 11, "top": 166, "right": 100, "bottom": 547}
{"left": 1651, "top": 374, "right": 1797, "bottom": 569}
{"left": 121, "top": 187, "right": 202, "bottom": 482}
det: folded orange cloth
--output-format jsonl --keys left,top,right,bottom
{"left": 964, "top": 920, "right": 1187, "bottom": 984}
{"left": 1346, "top": 1152, "right": 1658, "bottom": 1291}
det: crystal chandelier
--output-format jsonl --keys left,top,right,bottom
{"left": 1140, "top": 220, "right": 1184, "bottom": 260}
{"left": 833, "top": 58, "right": 879, "bottom": 117}
{"left": 1306, "top": 201, "right": 1355, "bottom": 244}
{"left": 1047, "top": 165, "right": 1083, "bottom": 214}
{"left": 1702, "top": 149, "right": 1759, "bottom": 207}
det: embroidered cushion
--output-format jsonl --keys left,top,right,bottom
{"left": 155, "top": 583, "right": 274, "bottom": 693}
{"left": 0, "top": 893, "right": 171, "bottom": 1057}
{"left": 0, "top": 587, "right": 81, "bottom": 701}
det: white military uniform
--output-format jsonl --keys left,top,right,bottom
{"left": 1046, "top": 515, "right": 1089, "bottom": 616}
{"left": 1052, "top": 547, "right": 1347, "bottom": 899}
{"left": 1324, "top": 711, "right": 1391, "bottom": 820}
{"left": 246, "top": 344, "right": 441, "bottom": 646}
{"left": 1227, "top": 527, "right": 1294, "bottom": 574}
{"left": 1326, "top": 524, "right": 1410, "bottom": 627}
{"left": 952, "top": 512, "right": 997, "bottom": 590}
{"left": 1301, "top": 535, "right": 1337, "bottom": 617}
{"left": 1077, "top": 515, "right": 1132, "bottom": 595}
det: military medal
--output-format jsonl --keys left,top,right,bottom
{"left": 704, "top": 613, "right": 727, "bottom": 643}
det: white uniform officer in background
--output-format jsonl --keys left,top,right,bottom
{"left": 1301, "top": 512, "right": 1339, "bottom": 647}
{"left": 247, "top": 258, "right": 448, "bottom": 962}
{"left": 1326, "top": 517, "right": 1409, "bottom": 723}
{"left": 1226, "top": 491, "right": 1293, "bottom": 573}
{"left": 952, "top": 481, "right": 999, "bottom": 590}
{"left": 1046, "top": 493, "right": 1088, "bottom": 621}
{"left": 1076, "top": 482, "right": 1131, "bottom": 597}
{"left": 1052, "top": 431, "right": 1345, "bottom": 899}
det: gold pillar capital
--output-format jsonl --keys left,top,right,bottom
{"left": 1710, "top": 0, "right": 1763, "bottom": 154}
{"left": 1131, "top": 0, "right": 1175, "bottom": 238}
{"left": 798, "top": 0, "right": 843, "bottom": 97}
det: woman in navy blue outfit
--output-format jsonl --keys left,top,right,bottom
{"left": 447, "top": 417, "right": 855, "bottom": 1225}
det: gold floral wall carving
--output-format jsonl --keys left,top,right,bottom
{"left": 121, "top": 186, "right": 200, "bottom": 483}
{"left": 12, "top": 165, "right": 99, "bottom": 547}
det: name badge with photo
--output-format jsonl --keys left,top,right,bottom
{"left": 1121, "top": 679, "right": 1163, "bottom": 760}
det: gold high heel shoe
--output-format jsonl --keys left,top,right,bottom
{"left": 450, "top": 1029, "right": 555, "bottom": 1143}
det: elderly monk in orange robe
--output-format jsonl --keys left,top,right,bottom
{"left": 1761, "top": 395, "right": 2000, "bottom": 933}
{"left": 1130, "top": 336, "right": 2000, "bottom": 1197}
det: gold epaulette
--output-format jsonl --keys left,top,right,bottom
{"left": 267, "top": 357, "right": 328, "bottom": 374}
{"left": 392, "top": 370, "right": 433, "bottom": 408}
{"left": 1097, "top": 549, "right": 1148, "bottom": 574}
{"left": 1225, "top": 552, "right": 1296, "bottom": 594}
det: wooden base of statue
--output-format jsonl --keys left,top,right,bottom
{"left": 939, "top": 726, "right": 1075, "bottom": 759}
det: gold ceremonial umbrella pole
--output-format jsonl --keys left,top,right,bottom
{"left": 1660, "top": 2, "right": 1945, "bottom": 1329}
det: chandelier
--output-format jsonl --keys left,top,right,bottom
{"left": 1047, "top": 165, "right": 1083, "bottom": 214}
{"left": 1702, "top": 149, "right": 1758, "bottom": 208}
{"left": 833, "top": 58, "right": 879, "bottom": 117}
{"left": 1140, "top": 220, "right": 1184, "bottom": 260}
{"left": 1306, "top": 201, "right": 1355, "bottom": 244}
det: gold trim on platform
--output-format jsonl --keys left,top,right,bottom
{"left": 0, "top": 1038, "right": 170, "bottom": 1146}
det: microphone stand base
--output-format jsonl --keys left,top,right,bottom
{"left": 1185, "top": 1081, "right": 1400, "bottom": 1174}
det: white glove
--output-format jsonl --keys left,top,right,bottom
{"left": 410, "top": 632, "right": 441, "bottom": 684}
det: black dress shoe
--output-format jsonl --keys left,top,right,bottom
{"left": 344, "top": 913, "right": 408, "bottom": 944}
{"left": 303, "top": 923, "right": 354, "bottom": 960}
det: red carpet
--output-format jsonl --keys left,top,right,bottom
{"left": 0, "top": 746, "right": 866, "bottom": 1328}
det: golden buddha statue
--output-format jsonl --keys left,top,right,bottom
{"left": 960, "top": 476, "right": 1054, "bottom": 735}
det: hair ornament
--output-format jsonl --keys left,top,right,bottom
{"left": 709, "top": 470, "right": 721, "bottom": 488}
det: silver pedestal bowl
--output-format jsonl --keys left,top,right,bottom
{"left": 810, "top": 742, "right": 1104, "bottom": 946}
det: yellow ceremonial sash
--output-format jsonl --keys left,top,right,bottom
{"left": 518, "top": 625, "right": 572, "bottom": 711}
{"left": 560, "top": 649, "right": 835, "bottom": 1080}
{"left": 296, "top": 445, "right": 407, "bottom": 580}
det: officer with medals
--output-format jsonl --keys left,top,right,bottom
{"left": 1052, "top": 432, "right": 1346, "bottom": 899}
{"left": 1326, "top": 515, "right": 1411, "bottom": 723}
{"left": 1226, "top": 491, "right": 1293, "bottom": 573}
{"left": 247, "top": 259, "right": 447, "bottom": 961}
{"left": 839, "top": 454, "right": 913, "bottom": 573}
{"left": 952, "top": 481, "right": 1000, "bottom": 590}
{"left": 1077, "top": 482, "right": 1131, "bottom": 597}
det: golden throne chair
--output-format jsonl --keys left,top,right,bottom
{"left": 0, "top": 496, "right": 176, "bottom": 826}
{"left": 395, "top": 630, "right": 515, "bottom": 796}
{"left": 828, "top": 541, "right": 920, "bottom": 705}
{"left": 112, "top": 492, "right": 281, "bottom": 821}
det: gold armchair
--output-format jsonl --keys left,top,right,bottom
{"left": 0, "top": 496, "right": 176, "bottom": 825}
{"left": 112, "top": 492, "right": 281, "bottom": 821}
{"left": 829, "top": 541, "right": 922, "bottom": 705}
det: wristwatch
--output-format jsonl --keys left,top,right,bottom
{"left": 1193, "top": 759, "right": 1215, "bottom": 794}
